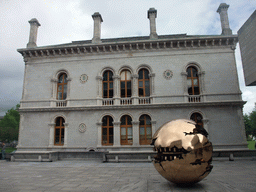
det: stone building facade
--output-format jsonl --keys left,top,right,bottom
{"left": 17, "top": 4, "right": 247, "bottom": 154}
{"left": 238, "top": 10, "right": 256, "bottom": 86}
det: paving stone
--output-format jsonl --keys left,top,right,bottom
{"left": 0, "top": 159, "right": 256, "bottom": 191}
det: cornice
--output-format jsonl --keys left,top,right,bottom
{"left": 17, "top": 35, "right": 238, "bottom": 59}
{"left": 18, "top": 100, "right": 245, "bottom": 113}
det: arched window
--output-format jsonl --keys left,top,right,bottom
{"left": 120, "top": 115, "right": 133, "bottom": 145}
{"left": 190, "top": 112, "right": 208, "bottom": 137}
{"left": 102, "top": 116, "right": 113, "bottom": 145}
{"left": 57, "top": 73, "right": 67, "bottom": 100}
{"left": 103, "top": 71, "right": 113, "bottom": 98}
{"left": 138, "top": 69, "right": 150, "bottom": 97}
{"left": 190, "top": 113, "right": 203, "bottom": 129}
{"left": 55, "top": 117, "right": 65, "bottom": 146}
{"left": 120, "top": 70, "right": 132, "bottom": 98}
{"left": 187, "top": 67, "right": 200, "bottom": 95}
{"left": 139, "top": 115, "right": 152, "bottom": 145}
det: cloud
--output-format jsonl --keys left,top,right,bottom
{"left": 0, "top": 0, "right": 255, "bottom": 115}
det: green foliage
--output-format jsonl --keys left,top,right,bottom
{"left": 244, "top": 108, "right": 256, "bottom": 140}
{"left": 247, "top": 141, "right": 256, "bottom": 150}
{"left": 5, "top": 147, "right": 17, "bottom": 153}
{"left": 0, "top": 104, "right": 20, "bottom": 142}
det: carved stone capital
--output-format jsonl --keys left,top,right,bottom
{"left": 51, "top": 78, "right": 58, "bottom": 82}
{"left": 132, "top": 121, "right": 140, "bottom": 125}
{"left": 181, "top": 72, "right": 187, "bottom": 76}
{"left": 113, "top": 122, "right": 121, "bottom": 126}
{"left": 149, "top": 73, "right": 155, "bottom": 78}
{"left": 202, "top": 119, "right": 209, "bottom": 124}
{"left": 96, "top": 122, "right": 103, "bottom": 126}
{"left": 113, "top": 75, "right": 120, "bottom": 80}
{"left": 132, "top": 74, "right": 139, "bottom": 79}
{"left": 96, "top": 76, "right": 103, "bottom": 80}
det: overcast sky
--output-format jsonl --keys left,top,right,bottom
{"left": 0, "top": 0, "right": 256, "bottom": 116}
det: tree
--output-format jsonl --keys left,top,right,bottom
{"left": 244, "top": 108, "right": 256, "bottom": 140}
{"left": 0, "top": 104, "right": 20, "bottom": 142}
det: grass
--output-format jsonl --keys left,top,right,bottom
{"left": 5, "top": 147, "right": 17, "bottom": 153}
{"left": 247, "top": 141, "right": 256, "bottom": 150}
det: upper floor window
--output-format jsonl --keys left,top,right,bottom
{"left": 139, "top": 114, "right": 152, "bottom": 145}
{"left": 103, "top": 71, "right": 113, "bottom": 98}
{"left": 187, "top": 67, "right": 200, "bottom": 95}
{"left": 138, "top": 69, "right": 150, "bottom": 97}
{"left": 102, "top": 116, "right": 113, "bottom": 145}
{"left": 120, "top": 115, "right": 133, "bottom": 145}
{"left": 57, "top": 73, "right": 67, "bottom": 100}
{"left": 55, "top": 117, "right": 65, "bottom": 146}
{"left": 120, "top": 70, "right": 132, "bottom": 98}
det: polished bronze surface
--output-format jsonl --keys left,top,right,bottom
{"left": 151, "top": 119, "right": 213, "bottom": 184}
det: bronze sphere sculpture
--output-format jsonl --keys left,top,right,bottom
{"left": 151, "top": 119, "right": 213, "bottom": 184}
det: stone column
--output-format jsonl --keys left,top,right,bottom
{"left": 66, "top": 78, "right": 72, "bottom": 106}
{"left": 151, "top": 120, "right": 157, "bottom": 136}
{"left": 149, "top": 73, "right": 155, "bottom": 103}
{"left": 199, "top": 71, "right": 205, "bottom": 102}
{"left": 113, "top": 122, "right": 121, "bottom": 147}
{"left": 27, "top": 18, "right": 41, "bottom": 48}
{"left": 50, "top": 78, "right": 58, "bottom": 107}
{"left": 181, "top": 72, "right": 188, "bottom": 102}
{"left": 113, "top": 75, "right": 120, "bottom": 105}
{"left": 63, "top": 123, "right": 68, "bottom": 147}
{"left": 96, "top": 122, "right": 102, "bottom": 147}
{"left": 48, "top": 123, "right": 55, "bottom": 147}
{"left": 132, "top": 74, "right": 139, "bottom": 105}
{"left": 96, "top": 76, "right": 103, "bottom": 105}
{"left": 148, "top": 8, "right": 158, "bottom": 39}
{"left": 217, "top": 3, "right": 232, "bottom": 35}
{"left": 132, "top": 121, "right": 140, "bottom": 146}
{"left": 92, "top": 12, "right": 103, "bottom": 44}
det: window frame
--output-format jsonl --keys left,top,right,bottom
{"left": 120, "top": 70, "right": 132, "bottom": 98}
{"left": 187, "top": 66, "right": 200, "bottom": 95}
{"left": 120, "top": 115, "right": 133, "bottom": 145}
{"left": 139, "top": 115, "right": 152, "bottom": 145}
{"left": 102, "top": 116, "right": 114, "bottom": 146}
{"left": 138, "top": 69, "right": 150, "bottom": 97}
{"left": 102, "top": 71, "right": 114, "bottom": 98}
{"left": 54, "top": 117, "right": 65, "bottom": 146}
{"left": 57, "top": 73, "right": 68, "bottom": 100}
{"left": 190, "top": 112, "right": 204, "bottom": 129}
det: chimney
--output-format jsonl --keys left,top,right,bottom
{"left": 217, "top": 3, "right": 232, "bottom": 35}
{"left": 27, "top": 18, "right": 41, "bottom": 48}
{"left": 148, "top": 8, "right": 158, "bottom": 39}
{"left": 92, "top": 12, "right": 103, "bottom": 44}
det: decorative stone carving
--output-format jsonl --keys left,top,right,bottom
{"left": 163, "top": 70, "right": 173, "bottom": 79}
{"left": 79, "top": 123, "right": 86, "bottom": 133}
{"left": 80, "top": 74, "right": 88, "bottom": 83}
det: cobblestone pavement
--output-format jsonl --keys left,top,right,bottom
{"left": 0, "top": 158, "right": 256, "bottom": 192}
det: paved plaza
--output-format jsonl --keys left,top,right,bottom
{"left": 0, "top": 158, "right": 256, "bottom": 192}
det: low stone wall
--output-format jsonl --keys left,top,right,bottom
{"left": 7, "top": 149, "right": 256, "bottom": 162}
